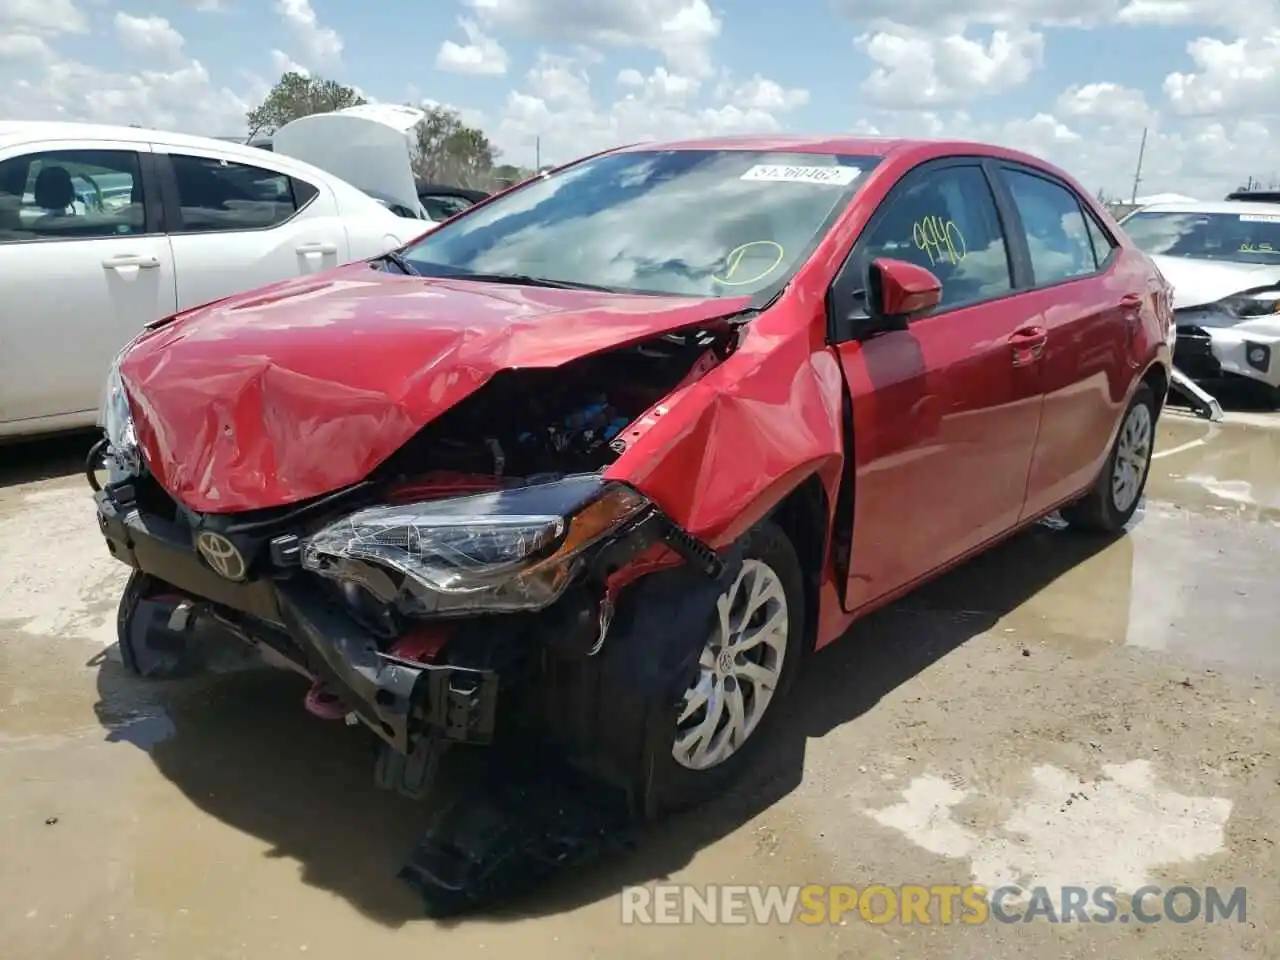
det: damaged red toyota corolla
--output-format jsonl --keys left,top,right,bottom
{"left": 91, "top": 136, "right": 1172, "bottom": 893}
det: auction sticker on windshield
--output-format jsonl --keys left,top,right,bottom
{"left": 1238, "top": 214, "right": 1280, "bottom": 223}
{"left": 740, "top": 165, "right": 860, "bottom": 186}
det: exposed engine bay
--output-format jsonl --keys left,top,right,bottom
{"left": 377, "top": 326, "right": 727, "bottom": 480}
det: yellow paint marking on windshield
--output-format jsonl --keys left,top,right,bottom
{"left": 712, "top": 240, "right": 786, "bottom": 286}
{"left": 912, "top": 216, "right": 967, "bottom": 266}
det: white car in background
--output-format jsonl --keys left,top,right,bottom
{"left": 1120, "top": 200, "right": 1280, "bottom": 402}
{"left": 0, "top": 111, "right": 432, "bottom": 440}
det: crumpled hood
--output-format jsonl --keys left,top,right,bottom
{"left": 1150, "top": 254, "right": 1280, "bottom": 310}
{"left": 120, "top": 263, "right": 750, "bottom": 514}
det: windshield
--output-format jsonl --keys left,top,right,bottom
{"left": 399, "top": 149, "right": 879, "bottom": 297}
{"left": 1123, "top": 210, "right": 1280, "bottom": 265}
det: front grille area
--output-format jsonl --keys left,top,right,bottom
{"left": 1174, "top": 326, "right": 1222, "bottom": 380}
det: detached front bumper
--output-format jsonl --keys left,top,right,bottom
{"left": 94, "top": 480, "right": 499, "bottom": 756}
{"left": 1176, "top": 321, "right": 1280, "bottom": 390}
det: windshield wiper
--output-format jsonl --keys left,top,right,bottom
{"left": 372, "top": 250, "right": 420, "bottom": 276}
{"left": 446, "top": 272, "right": 619, "bottom": 293}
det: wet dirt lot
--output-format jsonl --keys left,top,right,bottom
{"left": 1, "top": 409, "right": 1277, "bottom": 960}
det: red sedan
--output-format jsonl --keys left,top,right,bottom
{"left": 93, "top": 134, "right": 1172, "bottom": 867}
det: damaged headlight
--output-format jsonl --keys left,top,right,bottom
{"left": 98, "top": 354, "right": 142, "bottom": 479}
{"left": 1219, "top": 288, "right": 1280, "bottom": 319}
{"left": 301, "top": 473, "right": 651, "bottom": 615}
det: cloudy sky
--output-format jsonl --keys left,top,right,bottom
{"left": 0, "top": 0, "right": 1276, "bottom": 198}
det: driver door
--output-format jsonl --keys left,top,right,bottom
{"left": 828, "top": 159, "right": 1046, "bottom": 610}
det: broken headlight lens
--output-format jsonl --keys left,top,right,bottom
{"left": 301, "top": 473, "right": 651, "bottom": 615}
{"left": 1219, "top": 289, "right": 1280, "bottom": 318}
{"left": 98, "top": 355, "right": 142, "bottom": 479}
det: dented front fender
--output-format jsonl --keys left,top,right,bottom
{"left": 605, "top": 319, "right": 846, "bottom": 549}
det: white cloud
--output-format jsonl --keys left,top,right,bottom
{"left": 833, "top": 0, "right": 1123, "bottom": 30}
{"left": 857, "top": 26, "right": 1045, "bottom": 109}
{"left": 0, "top": 0, "right": 88, "bottom": 35}
{"left": 0, "top": 56, "right": 250, "bottom": 134}
{"left": 465, "top": 0, "right": 721, "bottom": 77}
{"left": 851, "top": 107, "right": 1280, "bottom": 200}
{"left": 1163, "top": 31, "right": 1280, "bottom": 118}
{"left": 489, "top": 55, "right": 815, "bottom": 169}
{"left": 0, "top": 32, "right": 55, "bottom": 64}
{"left": 1056, "top": 82, "right": 1153, "bottom": 126}
{"left": 727, "top": 75, "right": 810, "bottom": 113}
{"left": 113, "top": 13, "right": 185, "bottom": 64}
{"left": 0, "top": 0, "right": 1273, "bottom": 200}
{"left": 1116, "top": 0, "right": 1277, "bottom": 32}
{"left": 273, "top": 0, "right": 342, "bottom": 66}
{"left": 436, "top": 18, "right": 509, "bottom": 75}
{"left": 269, "top": 49, "right": 309, "bottom": 78}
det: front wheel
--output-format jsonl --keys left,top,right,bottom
{"left": 646, "top": 519, "right": 805, "bottom": 815}
{"left": 1062, "top": 382, "right": 1156, "bottom": 534}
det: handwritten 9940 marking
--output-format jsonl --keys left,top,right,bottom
{"left": 913, "top": 215, "right": 967, "bottom": 266}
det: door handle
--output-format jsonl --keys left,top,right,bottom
{"left": 1119, "top": 294, "right": 1142, "bottom": 309}
{"left": 295, "top": 242, "right": 337, "bottom": 255}
{"left": 1009, "top": 325, "right": 1047, "bottom": 367}
{"left": 102, "top": 254, "right": 160, "bottom": 269}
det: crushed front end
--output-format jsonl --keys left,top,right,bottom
{"left": 91, "top": 326, "right": 732, "bottom": 815}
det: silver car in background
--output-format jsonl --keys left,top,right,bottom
{"left": 1120, "top": 200, "right": 1280, "bottom": 405}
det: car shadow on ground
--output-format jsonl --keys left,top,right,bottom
{"left": 91, "top": 516, "right": 1122, "bottom": 928}
{"left": 0, "top": 430, "right": 98, "bottom": 487}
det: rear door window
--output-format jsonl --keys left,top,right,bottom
{"left": 999, "top": 168, "right": 1099, "bottom": 284}
{"left": 167, "top": 154, "right": 316, "bottom": 233}
{"left": 1084, "top": 210, "right": 1118, "bottom": 267}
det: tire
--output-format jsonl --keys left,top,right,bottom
{"left": 1062, "top": 382, "right": 1156, "bottom": 534}
{"left": 116, "top": 570, "right": 200, "bottom": 679}
{"left": 645, "top": 519, "right": 806, "bottom": 816}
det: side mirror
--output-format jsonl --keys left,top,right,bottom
{"left": 829, "top": 257, "right": 943, "bottom": 343}
{"left": 868, "top": 257, "right": 942, "bottom": 320}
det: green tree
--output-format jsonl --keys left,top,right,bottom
{"left": 411, "top": 105, "right": 498, "bottom": 189}
{"left": 245, "top": 72, "right": 366, "bottom": 140}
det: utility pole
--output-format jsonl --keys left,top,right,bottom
{"left": 535, "top": 135, "right": 540, "bottom": 171}
{"left": 1130, "top": 126, "right": 1147, "bottom": 204}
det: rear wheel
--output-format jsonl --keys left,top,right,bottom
{"left": 1062, "top": 382, "right": 1156, "bottom": 534}
{"left": 647, "top": 520, "right": 805, "bottom": 815}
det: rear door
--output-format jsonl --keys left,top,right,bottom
{"left": 152, "top": 144, "right": 350, "bottom": 311}
{"left": 829, "top": 160, "right": 1046, "bottom": 610}
{"left": 0, "top": 141, "right": 176, "bottom": 430}
{"left": 988, "top": 163, "right": 1138, "bottom": 518}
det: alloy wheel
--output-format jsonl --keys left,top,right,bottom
{"left": 672, "top": 558, "right": 789, "bottom": 771}
{"left": 1111, "top": 401, "right": 1153, "bottom": 514}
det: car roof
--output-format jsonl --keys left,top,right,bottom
{"left": 605, "top": 134, "right": 1078, "bottom": 184}
{"left": 0, "top": 120, "right": 379, "bottom": 204}
{"left": 1132, "top": 200, "right": 1280, "bottom": 216}
{"left": 609, "top": 133, "right": 1035, "bottom": 161}
{"left": 0, "top": 121, "right": 286, "bottom": 163}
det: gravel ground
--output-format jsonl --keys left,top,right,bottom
{"left": 1, "top": 408, "right": 1277, "bottom": 960}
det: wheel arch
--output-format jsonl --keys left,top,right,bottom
{"left": 1142, "top": 360, "right": 1170, "bottom": 417}
{"left": 761, "top": 471, "right": 830, "bottom": 657}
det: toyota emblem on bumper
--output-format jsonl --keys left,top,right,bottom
{"left": 196, "top": 530, "right": 248, "bottom": 581}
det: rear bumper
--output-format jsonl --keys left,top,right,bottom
{"left": 95, "top": 483, "right": 499, "bottom": 755}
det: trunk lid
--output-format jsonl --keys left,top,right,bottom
{"left": 273, "top": 104, "right": 427, "bottom": 220}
